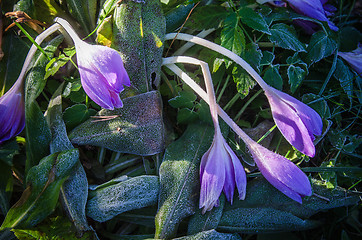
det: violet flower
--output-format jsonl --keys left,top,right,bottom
{"left": 200, "top": 127, "right": 247, "bottom": 213}
{"left": 338, "top": 44, "right": 362, "bottom": 76}
{"left": 248, "top": 140, "right": 312, "bottom": 203}
{"left": 55, "top": 18, "right": 130, "bottom": 110}
{"left": 198, "top": 59, "right": 246, "bottom": 213}
{"left": 285, "top": 0, "right": 338, "bottom": 33}
{"left": 264, "top": 86, "right": 323, "bottom": 157}
{"left": 0, "top": 81, "right": 25, "bottom": 144}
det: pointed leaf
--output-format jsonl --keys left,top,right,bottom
{"left": 0, "top": 150, "right": 79, "bottom": 230}
{"left": 112, "top": 0, "right": 165, "bottom": 93}
{"left": 221, "top": 12, "right": 245, "bottom": 56}
{"left": 334, "top": 59, "right": 354, "bottom": 101}
{"left": 288, "top": 65, "right": 306, "bottom": 93}
{"left": 305, "top": 31, "right": 337, "bottom": 65}
{"left": 268, "top": 23, "right": 306, "bottom": 52}
{"left": 46, "top": 84, "right": 90, "bottom": 233}
{"left": 155, "top": 123, "right": 214, "bottom": 239}
{"left": 263, "top": 65, "right": 283, "bottom": 90}
{"left": 86, "top": 176, "right": 159, "bottom": 222}
{"left": 238, "top": 7, "right": 271, "bottom": 35}
{"left": 25, "top": 35, "right": 63, "bottom": 173}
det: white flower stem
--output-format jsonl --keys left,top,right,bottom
{"left": 173, "top": 29, "right": 215, "bottom": 56}
{"left": 54, "top": 17, "right": 82, "bottom": 44}
{"left": 164, "top": 33, "right": 271, "bottom": 91}
{"left": 162, "top": 57, "right": 254, "bottom": 146}
{"left": 15, "top": 24, "right": 62, "bottom": 90}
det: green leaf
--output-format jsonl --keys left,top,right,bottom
{"left": 184, "top": 5, "right": 228, "bottom": 31}
{"left": 63, "top": 104, "right": 97, "bottom": 130}
{"left": 221, "top": 12, "right": 245, "bottom": 56}
{"left": 155, "top": 123, "right": 214, "bottom": 239}
{"left": 260, "top": 51, "right": 275, "bottom": 66}
{"left": 0, "top": 150, "right": 79, "bottom": 230}
{"left": 263, "top": 65, "right": 283, "bottom": 90}
{"left": 242, "top": 43, "right": 262, "bottom": 71}
{"left": 66, "top": 0, "right": 97, "bottom": 35}
{"left": 217, "top": 178, "right": 360, "bottom": 233}
{"left": 334, "top": 59, "right": 354, "bottom": 101}
{"left": 112, "top": 0, "right": 165, "bottom": 93}
{"left": 69, "top": 91, "right": 164, "bottom": 156}
{"left": 288, "top": 65, "right": 306, "bottom": 93}
{"left": 177, "top": 108, "right": 198, "bottom": 124}
{"left": 25, "top": 35, "right": 63, "bottom": 103}
{"left": 169, "top": 90, "right": 197, "bottom": 109}
{"left": 232, "top": 65, "right": 256, "bottom": 98}
{"left": 187, "top": 195, "right": 225, "bottom": 235}
{"left": 175, "top": 229, "right": 241, "bottom": 240}
{"left": 46, "top": 84, "right": 90, "bottom": 233}
{"left": 24, "top": 35, "right": 63, "bottom": 173}
{"left": 44, "top": 48, "right": 76, "bottom": 80}
{"left": 305, "top": 31, "right": 337, "bottom": 65}
{"left": 268, "top": 23, "right": 306, "bottom": 52}
{"left": 86, "top": 176, "right": 159, "bottom": 222}
{"left": 12, "top": 216, "right": 96, "bottom": 240}
{"left": 238, "top": 7, "right": 271, "bottom": 35}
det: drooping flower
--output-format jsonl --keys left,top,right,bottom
{"left": 338, "top": 44, "right": 362, "bottom": 76}
{"left": 200, "top": 127, "right": 247, "bottom": 213}
{"left": 285, "top": 0, "right": 338, "bottom": 32}
{"left": 0, "top": 81, "right": 25, "bottom": 144}
{"left": 264, "top": 86, "right": 323, "bottom": 157}
{"left": 55, "top": 18, "right": 131, "bottom": 110}
{"left": 247, "top": 140, "right": 312, "bottom": 203}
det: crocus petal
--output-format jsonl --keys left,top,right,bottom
{"left": 200, "top": 137, "right": 226, "bottom": 211}
{"left": 248, "top": 141, "right": 312, "bottom": 203}
{"left": 75, "top": 41, "right": 130, "bottom": 110}
{"left": 338, "top": 45, "right": 362, "bottom": 76}
{"left": 286, "top": 0, "right": 338, "bottom": 31}
{"left": 265, "top": 87, "right": 323, "bottom": 157}
{"left": 0, "top": 83, "right": 25, "bottom": 144}
{"left": 224, "top": 142, "right": 247, "bottom": 200}
{"left": 199, "top": 132, "right": 247, "bottom": 212}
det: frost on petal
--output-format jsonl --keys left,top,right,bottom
{"left": 75, "top": 41, "right": 130, "bottom": 110}
{"left": 78, "top": 64, "right": 115, "bottom": 109}
{"left": 265, "top": 88, "right": 319, "bottom": 157}
{"left": 249, "top": 142, "right": 312, "bottom": 203}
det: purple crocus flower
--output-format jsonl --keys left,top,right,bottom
{"left": 55, "top": 18, "right": 131, "bottom": 110}
{"left": 338, "top": 44, "right": 362, "bottom": 76}
{"left": 248, "top": 140, "right": 312, "bottom": 203}
{"left": 200, "top": 127, "right": 247, "bottom": 213}
{"left": 0, "top": 81, "right": 25, "bottom": 144}
{"left": 75, "top": 41, "right": 131, "bottom": 109}
{"left": 285, "top": 0, "right": 338, "bottom": 32}
{"left": 264, "top": 86, "right": 323, "bottom": 157}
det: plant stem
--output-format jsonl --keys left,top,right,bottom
{"left": 164, "top": 33, "right": 271, "bottom": 91}
{"left": 162, "top": 57, "right": 255, "bottom": 145}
